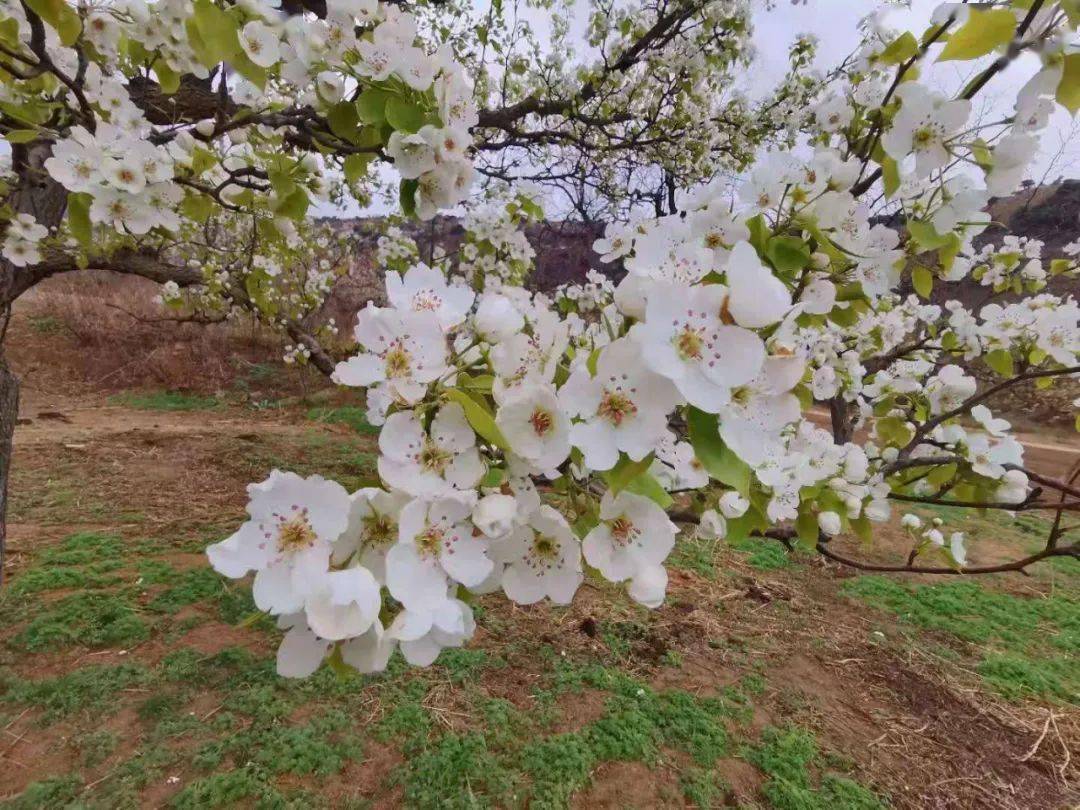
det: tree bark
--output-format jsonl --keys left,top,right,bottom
{"left": 0, "top": 138, "right": 68, "bottom": 584}
{"left": 0, "top": 355, "right": 17, "bottom": 585}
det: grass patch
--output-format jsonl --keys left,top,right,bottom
{"left": 11, "top": 589, "right": 149, "bottom": 651}
{"left": 744, "top": 726, "right": 885, "bottom": 810}
{"left": 306, "top": 405, "right": 380, "bottom": 435}
{"left": 3, "top": 663, "right": 152, "bottom": 721}
{"left": 843, "top": 575, "right": 1079, "bottom": 701}
{"left": 109, "top": 390, "right": 220, "bottom": 411}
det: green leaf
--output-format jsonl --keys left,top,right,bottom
{"left": 1057, "top": 53, "right": 1080, "bottom": 115}
{"left": 985, "top": 348, "right": 1014, "bottom": 377}
{"left": 443, "top": 388, "right": 508, "bottom": 449}
{"left": 4, "top": 129, "right": 39, "bottom": 144}
{"left": 686, "top": 407, "right": 751, "bottom": 496}
{"left": 180, "top": 192, "right": 214, "bottom": 223}
{"left": 190, "top": 147, "right": 218, "bottom": 177}
{"left": 385, "top": 97, "right": 425, "bottom": 134}
{"left": 907, "top": 219, "right": 950, "bottom": 250}
{"left": 912, "top": 266, "right": 933, "bottom": 299}
{"left": 876, "top": 416, "right": 914, "bottom": 448}
{"left": 66, "top": 192, "right": 92, "bottom": 247}
{"left": 480, "top": 466, "right": 505, "bottom": 488}
{"left": 938, "top": 8, "right": 1016, "bottom": 62}
{"left": 795, "top": 507, "right": 819, "bottom": 550}
{"left": 938, "top": 232, "right": 961, "bottom": 273}
{"left": 187, "top": 0, "right": 240, "bottom": 67}
{"left": 274, "top": 187, "right": 309, "bottom": 220}
{"left": 23, "top": 0, "right": 64, "bottom": 28}
{"left": 879, "top": 31, "right": 918, "bottom": 65}
{"left": 586, "top": 347, "right": 601, "bottom": 376}
{"left": 153, "top": 59, "right": 180, "bottom": 95}
{"left": 356, "top": 89, "right": 390, "bottom": 125}
{"left": 56, "top": 3, "right": 81, "bottom": 46}
{"left": 399, "top": 178, "right": 418, "bottom": 218}
{"left": 881, "top": 155, "right": 900, "bottom": 198}
{"left": 343, "top": 153, "right": 373, "bottom": 185}
{"left": 765, "top": 236, "right": 810, "bottom": 274}
{"left": 725, "top": 508, "right": 767, "bottom": 545}
{"left": 850, "top": 515, "right": 873, "bottom": 544}
{"left": 622, "top": 471, "right": 673, "bottom": 509}
{"left": 324, "top": 645, "right": 352, "bottom": 678}
{"left": 230, "top": 49, "right": 267, "bottom": 90}
{"left": 746, "top": 214, "right": 769, "bottom": 257}
{"left": 602, "top": 454, "right": 655, "bottom": 496}
{"left": 926, "top": 463, "right": 957, "bottom": 487}
{"left": 327, "top": 102, "right": 360, "bottom": 142}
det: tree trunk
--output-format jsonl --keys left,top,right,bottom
{"left": 0, "top": 139, "right": 68, "bottom": 584}
{"left": 0, "top": 355, "right": 16, "bottom": 585}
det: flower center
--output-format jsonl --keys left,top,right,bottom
{"left": 362, "top": 514, "right": 396, "bottom": 549}
{"left": 913, "top": 125, "right": 937, "bottom": 148}
{"left": 276, "top": 513, "right": 316, "bottom": 554}
{"left": 597, "top": 390, "right": 636, "bottom": 426}
{"left": 416, "top": 526, "right": 444, "bottom": 557}
{"left": 608, "top": 516, "right": 638, "bottom": 547}
{"left": 384, "top": 345, "right": 412, "bottom": 378}
{"left": 530, "top": 407, "right": 554, "bottom": 436}
{"left": 674, "top": 325, "right": 704, "bottom": 360}
{"left": 532, "top": 534, "right": 558, "bottom": 560}
{"left": 419, "top": 439, "right": 452, "bottom": 473}
{"left": 412, "top": 291, "right": 442, "bottom": 311}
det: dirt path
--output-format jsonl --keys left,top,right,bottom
{"left": 807, "top": 409, "right": 1080, "bottom": 478}
{"left": 16, "top": 402, "right": 304, "bottom": 446}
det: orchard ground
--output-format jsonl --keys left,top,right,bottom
{"left": 0, "top": 294, "right": 1078, "bottom": 810}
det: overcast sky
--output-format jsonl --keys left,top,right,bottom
{"left": 341, "top": 0, "right": 1078, "bottom": 218}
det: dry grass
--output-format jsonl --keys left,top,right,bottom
{"left": 9, "top": 271, "right": 328, "bottom": 400}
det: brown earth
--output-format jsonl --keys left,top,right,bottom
{"left": 1, "top": 398, "right": 1077, "bottom": 807}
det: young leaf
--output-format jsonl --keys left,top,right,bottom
{"left": 399, "top": 178, "right": 418, "bottom": 218}
{"left": 686, "top": 407, "right": 751, "bottom": 496}
{"left": 622, "top": 471, "right": 673, "bottom": 509}
{"left": 1057, "top": 53, "right": 1080, "bottom": 115}
{"left": 985, "top": 348, "right": 1014, "bottom": 377}
{"left": 356, "top": 89, "right": 390, "bottom": 125}
{"left": 912, "top": 266, "right": 933, "bottom": 299}
{"left": 881, "top": 155, "right": 900, "bottom": 198}
{"left": 938, "top": 8, "right": 1016, "bottom": 62}
{"left": 879, "top": 31, "right": 918, "bottom": 65}
{"left": 327, "top": 102, "right": 361, "bottom": 143}
{"left": 602, "top": 453, "right": 655, "bottom": 496}
{"left": 907, "top": 219, "right": 949, "bottom": 250}
{"left": 385, "top": 97, "right": 424, "bottom": 133}
{"left": 4, "top": 129, "right": 39, "bottom": 144}
{"left": 66, "top": 192, "right": 92, "bottom": 247}
{"left": 765, "top": 236, "right": 810, "bottom": 274}
{"left": 443, "top": 388, "right": 508, "bottom": 449}
{"left": 343, "top": 153, "right": 374, "bottom": 185}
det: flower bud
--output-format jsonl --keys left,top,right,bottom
{"left": 817, "top": 511, "right": 842, "bottom": 536}
{"left": 718, "top": 491, "right": 749, "bottom": 519}
{"left": 472, "top": 494, "right": 517, "bottom": 538}
{"left": 697, "top": 509, "right": 727, "bottom": 540}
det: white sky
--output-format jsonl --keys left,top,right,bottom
{"left": 341, "top": 0, "right": 1079, "bottom": 218}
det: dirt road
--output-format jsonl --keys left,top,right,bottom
{"left": 806, "top": 410, "right": 1080, "bottom": 479}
